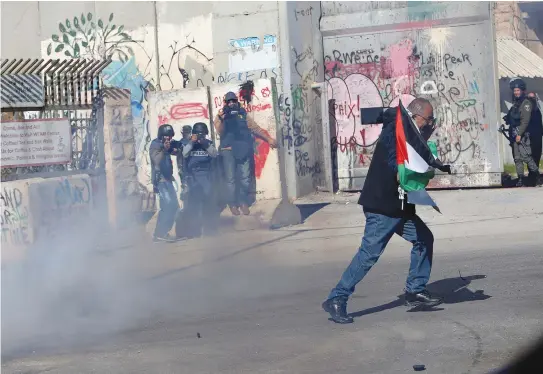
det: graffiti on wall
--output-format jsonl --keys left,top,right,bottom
{"left": 159, "top": 36, "right": 214, "bottom": 89}
{"left": 280, "top": 36, "right": 322, "bottom": 181}
{"left": 1, "top": 186, "right": 31, "bottom": 246}
{"left": 324, "top": 31, "right": 489, "bottom": 172}
{"left": 32, "top": 176, "right": 93, "bottom": 239}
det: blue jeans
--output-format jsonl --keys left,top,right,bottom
{"left": 154, "top": 180, "right": 179, "bottom": 238}
{"left": 328, "top": 210, "right": 434, "bottom": 300}
{"left": 221, "top": 150, "right": 251, "bottom": 207}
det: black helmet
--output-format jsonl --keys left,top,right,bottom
{"left": 509, "top": 77, "right": 526, "bottom": 91}
{"left": 157, "top": 124, "right": 175, "bottom": 139}
{"left": 224, "top": 91, "right": 238, "bottom": 102}
{"left": 182, "top": 125, "right": 192, "bottom": 134}
{"left": 192, "top": 122, "right": 209, "bottom": 135}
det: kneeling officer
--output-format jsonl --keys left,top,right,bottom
{"left": 181, "top": 122, "right": 219, "bottom": 237}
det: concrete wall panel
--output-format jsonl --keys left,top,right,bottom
{"left": 322, "top": 2, "right": 501, "bottom": 189}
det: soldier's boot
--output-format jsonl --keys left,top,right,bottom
{"left": 240, "top": 204, "right": 250, "bottom": 215}
{"left": 516, "top": 177, "right": 525, "bottom": 187}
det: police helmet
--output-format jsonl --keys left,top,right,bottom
{"left": 182, "top": 125, "right": 192, "bottom": 134}
{"left": 509, "top": 77, "right": 527, "bottom": 91}
{"left": 192, "top": 122, "right": 209, "bottom": 135}
{"left": 224, "top": 91, "right": 238, "bottom": 102}
{"left": 157, "top": 124, "right": 175, "bottom": 139}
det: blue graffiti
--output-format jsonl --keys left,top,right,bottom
{"left": 102, "top": 57, "right": 152, "bottom": 180}
{"left": 102, "top": 57, "right": 148, "bottom": 115}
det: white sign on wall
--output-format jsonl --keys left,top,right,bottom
{"left": 1, "top": 119, "right": 72, "bottom": 168}
{"left": 228, "top": 35, "right": 278, "bottom": 74}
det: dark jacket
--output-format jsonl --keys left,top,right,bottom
{"left": 149, "top": 138, "right": 175, "bottom": 184}
{"left": 358, "top": 108, "right": 416, "bottom": 217}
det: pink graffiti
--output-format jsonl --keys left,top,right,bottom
{"left": 387, "top": 39, "right": 414, "bottom": 77}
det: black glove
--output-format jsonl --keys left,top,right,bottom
{"left": 438, "top": 165, "right": 452, "bottom": 174}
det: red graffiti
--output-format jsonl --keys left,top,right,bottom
{"left": 213, "top": 96, "right": 223, "bottom": 109}
{"left": 170, "top": 103, "right": 209, "bottom": 120}
{"left": 158, "top": 115, "right": 169, "bottom": 126}
{"left": 261, "top": 87, "right": 271, "bottom": 98}
{"left": 246, "top": 103, "right": 272, "bottom": 113}
{"left": 254, "top": 129, "right": 271, "bottom": 179}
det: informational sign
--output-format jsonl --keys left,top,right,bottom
{"left": 228, "top": 35, "right": 278, "bottom": 74}
{"left": 0, "top": 74, "right": 45, "bottom": 108}
{"left": 1, "top": 119, "right": 71, "bottom": 168}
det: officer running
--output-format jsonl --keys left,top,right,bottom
{"left": 181, "top": 122, "right": 219, "bottom": 237}
{"left": 150, "top": 124, "right": 182, "bottom": 242}
{"left": 504, "top": 78, "right": 542, "bottom": 187}
{"left": 214, "top": 91, "right": 277, "bottom": 216}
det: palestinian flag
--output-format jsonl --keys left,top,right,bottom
{"left": 395, "top": 101, "right": 442, "bottom": 212}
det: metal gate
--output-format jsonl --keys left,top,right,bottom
{"left": 1, "top": 58, "right": 111, "bottom": 182}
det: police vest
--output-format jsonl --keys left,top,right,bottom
{"left": 221, "top": 107, "right": 253, "bottom": 159}
{"left": 186, "top": 143, "right": 212, "bottom": 174}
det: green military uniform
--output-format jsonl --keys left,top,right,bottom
{"left": 511, "top": 97, "right": 539, "bottom": 179}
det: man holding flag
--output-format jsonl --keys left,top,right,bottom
{"left": 322, "top": 98, "right": 452, "bottom": 324}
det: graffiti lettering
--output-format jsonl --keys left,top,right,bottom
{"left": 327, "top": 50, "right": 381, "bottom": 65}
{"left": 170, "top": 103, "right": 209, "bottom": 120}
{"left": 294, "top": 5, "right": 313, "bottom": 21}
{"left": 216, "top": 68, "right": 278, "bottom": 84}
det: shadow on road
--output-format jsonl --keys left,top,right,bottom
{"left": 296, "top": 203, "right": 330, "bottom": 222}
{"left": 349, "top": 274, "right": 491, "bottom": 319}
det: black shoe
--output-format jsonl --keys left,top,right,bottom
{"left": 405, "top": 290, "right": 443, "bottom": 308}
{"left": 516, "top": 177, "right": 525, "bottom": 187}
{"left": 153, "top": 234, "right": 178, "bottom": 243}
{"left": 322, "top": 296, "right": 354, "bottom": 324}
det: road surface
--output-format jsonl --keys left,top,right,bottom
{"left": 2, "top": 188, "right": 543, "bottom": 373}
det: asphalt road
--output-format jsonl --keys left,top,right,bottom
{"left": 2, "top": 189, "right": 543, "bottom": 374}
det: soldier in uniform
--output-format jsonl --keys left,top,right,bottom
{"left": 181, "top": 122, "right": 219, "bottom": 237}
{"left": 504, "top": 78, "right": 541, "bottom": 187}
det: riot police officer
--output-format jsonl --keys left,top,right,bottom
{"left": 504, "top": 78, "right": 541, "bottom": 187}
{"left": 181, "top": 122, "right": 219, "bottom": 237}
{"left": 150, "top": 124, "right": 181, "bottom": 242}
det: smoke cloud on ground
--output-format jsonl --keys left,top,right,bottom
{"left": 1, "top": 207, "right": 163, "bottom": 360}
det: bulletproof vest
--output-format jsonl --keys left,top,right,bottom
{"left": 507, "top": 100, "right": 522, "bottom": 127}
{"left": 186, "top": 143, "right": 212, "bottom": 174}
{"left": 221, "top": 107, "right": 253, "bottom": 159}
{"left": 150, "top": 138, "right": 174, "bottom": 185}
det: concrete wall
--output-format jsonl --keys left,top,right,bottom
{"left": 321, "top": 1, "right": 502, "bottom": 189}
{"left": 1, "top": 175, "right": 94, "bottom": 262}
{"left": 1, "top": 0, "right": 328, "bottom": 201}
{"left": 278, "top": 1, "right": 326, "bottom": 197}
